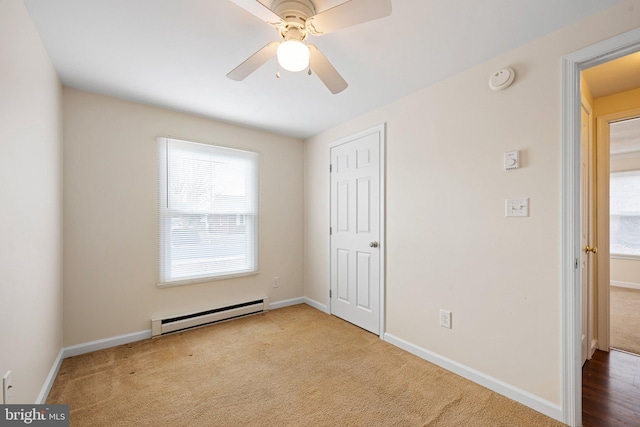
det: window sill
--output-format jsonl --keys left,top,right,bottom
{"left": 610, "top": 254, "right": 640, "bottom": 261}
{"left": 157, "top": 271, "right": 260, "bottom": 288}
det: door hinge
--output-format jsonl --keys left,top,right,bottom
{"left": 574, "top": 258, "right": 578, "bottom": 269}
{"left": 329, "top": 289, "right": 332, "bottom": 298}
{"left": 329, "top": 227, "right": 332, "bottom": 235}
{"left": 329, "top": 164, "right": 332, "bottom": 173}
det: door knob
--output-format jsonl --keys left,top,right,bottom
{"left": 369, "top": 241, "right": 379, "bottom": 248}
{"left": 585, "top": 245, "right": 598, "bottom": 254}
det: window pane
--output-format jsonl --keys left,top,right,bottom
{"left": 610, "top": 171, "right": 640, "bottom": 256}
{"left": 168, "top": 157, "right": 214, "bottom": 211}
{"left": 168, "top": 213, "right": 256, "bottom": 280}
{"left": 610, "top": 173, "right": 640, "bottom": 215}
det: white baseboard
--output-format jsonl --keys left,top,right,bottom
{"left": 383, "top": 333, "right": 563, "bottom": 423}
{"left": 590, "top": 339, "right": 598, "bottom": 359}
{"left": 36, "top": 349, "right": 64, "bottom": 404}
{"left": 62, "top": 330, "right": 152, "bottom": 359}
{"left": 304, "top": 297, "right": 329, "bottom": 313}
{"left": 39, "top": 304, "right": 560, "bottom": 424}
{"left": 39, "top": 300, "right": 309, "bottom": 404}
{"left": 269, "top": 297, "right": 305, "bottom": 310}
{"left": 611, "top": 280, "right": 640, "bottom": 290}
{"left": 62, "top": 298, "right": 307, "bottom": 360}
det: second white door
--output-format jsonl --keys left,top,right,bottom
{"left": 330, "top": 126, "right": 382, "bottom": 335}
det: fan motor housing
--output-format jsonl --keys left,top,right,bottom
{"left": 272, "top": 0, "right": 316, "bottom": 27}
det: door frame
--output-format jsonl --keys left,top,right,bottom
{"left": 328, "top": 123, "right": 386, "bottom": 338}
{"left": 561, "top": 27, "right": 640, "bottom": 427}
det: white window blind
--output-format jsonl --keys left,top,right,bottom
{"left": 158, "top": 137, "right": 259, "bottom": 285}
{"left": 610, "top": 170, "right": 640, "bottom": 257}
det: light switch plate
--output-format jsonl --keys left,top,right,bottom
{"left": 506, "top": 198, "right": 529, "bottom": 217}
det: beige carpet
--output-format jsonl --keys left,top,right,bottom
{"left": 47, "top": 304, "right": 563, "bottom": 426}
{"left": 610, "top": 286, "right": 640, "bottom": 355}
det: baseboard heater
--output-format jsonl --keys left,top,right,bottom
{"left": 151, "top": 298, "right": 269, "bottom": 337}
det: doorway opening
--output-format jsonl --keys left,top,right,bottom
{"left": 562, "top": 27, "right": 640, "bottom": 427}
{"left": 582, "top": 51, "right": 640, "bottom": 361}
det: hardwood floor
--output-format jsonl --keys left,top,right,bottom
{"left": 582, "top": 349, "right": 640, "bottom": 427}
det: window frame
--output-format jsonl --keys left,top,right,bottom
{"left": 157, "top": 137, "right": 260, "bottom": 288}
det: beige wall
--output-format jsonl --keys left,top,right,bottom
{"left": 600, "top": 88, "right": 640, "bottom": 286}
{"left": 0, "top": 0, "right": 63, "bottom": 403}
{"left": 63, "top": 89, "right": 304, "bottom": 346}
{"left": 610, "top": 257, "right": 640, "bottom": 286}
{"left": 304, "top": 0, "right": 640, "bottom": 405}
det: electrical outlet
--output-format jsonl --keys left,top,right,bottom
{"left": 272, "top": 277, "right": 280, "bottom": 288}
{"left": 439, "top": 310, "right": 452, "bottom": 329}
{"left": 3, "top": 370, "right": 13, "bottom": 404}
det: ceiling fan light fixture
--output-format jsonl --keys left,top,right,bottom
{"left": 277, "top": 40, "right": 310, "bottom": 72}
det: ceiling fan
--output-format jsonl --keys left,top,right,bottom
{"left": 227, "top": 0, "right": 392, "bottom": 94}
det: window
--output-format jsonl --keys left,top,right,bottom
{"left": 158, "top": 137, "right": 259, "bottom": 285}
{"left": 610, "top": 170, "right": 640, "bottom": 258}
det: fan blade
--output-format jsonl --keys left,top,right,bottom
{"left": 229, "top": 0, "right": 284, "bottom": 27}
{"left": 306, "top": 0, "right": 391, "bottom": 36}
{"left": 308, "top": 44, "right": 348, "bottom": 94}
{"left": 227, "top": 42, "right": 280, "bottom": 81}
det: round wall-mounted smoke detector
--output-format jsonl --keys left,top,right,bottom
{"left": 489, "top": 67, "right": 516, "bottom": 91}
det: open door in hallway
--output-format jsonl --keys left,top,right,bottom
{"left": 580, "top": 97, "right": 597, "bottom": 365}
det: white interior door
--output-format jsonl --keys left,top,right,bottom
{"left": 330, "top": 127, "right": 383, "bottom": 335}
{"left": 580, "top": 100, "right": 597, "bottom": 365}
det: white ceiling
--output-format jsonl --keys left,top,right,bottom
{"left": 24, "top": 0, "right": 623, "bottom": 139}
